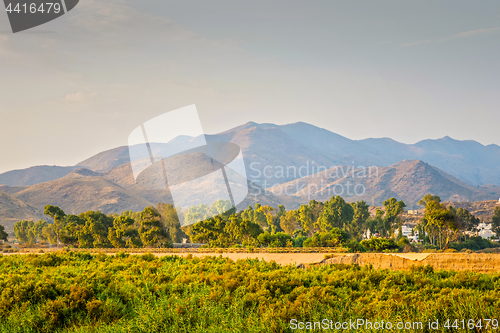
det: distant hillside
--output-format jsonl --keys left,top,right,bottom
{"left": 0, "top": 165, "right": 78, "bottom": 186}
{"left": 76, "top": 146, "right": 130, "bottom": 172}
{"left": 445, "top": 200, "right": 500, "bottom": 222}
{"left": 213, "top": 121, "right": 500, "bottom": 187}
{"left": 13, "top": 176, "right": 154, "bottom": 216}
{"left": 3, "top": 121, "right": 500, "bottom": 189}
{"left": 0, "top": 185, "right": 27, "bottom": 195}
{"left": 268, "top": 160, "right": 500, "bottom": 207}
{"left": 0, "top": 191, "right": 44, "bottom": 232}
{"left": 2, "top": 162, "right": 292, "bottom": 220}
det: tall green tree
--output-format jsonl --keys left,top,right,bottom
{"left": 108, "top": 214, "right": 142, "bottom": 248}
{"left": 224, "top": 214, "right": 262, "bottom": 246}
{"left": 138, "top": 207, "right": 172, "bottom": 248}
{"left": 298, "top": 204, "right": 314, "bottom": 236}
{"left": 316, "top": 196, "right": 354, "bottom": 232}
{"left": 44, "top": 205, "right": 66, "bottom": 248}
{"left": 419, "top": 194, "right": 456, "bottom": 249}
{"left": 14, "top": 220, "right": 35, "bottom": 244}
{"left": 382, "top": 198, "right": 406, "bottom": 237}
{"left": 253, "top": 204, "right": 268, "bottom": 229}
{"left": 448, "top": 206, "right": 480, "bottom": 240}
{"left": 156, "top": 203, "right": 183, "bottom": 243}
{"left": 76, "top": 211, "right": 113, "bottom": 248}
{"left": 279, "top": 210, "right": 299, "bottom": 235}
{"left": 42, "top": 224, "right": 57, "bottom": 244}
{"left": 366, "top": 209, "right": 384, "bottom": 237}
{"left": 348, "top": 201, "right": 370, "bottom": 241}
{"left": 492, "top": 206, "right": 500, "bottom": 238}
{"left": 32, "top": 220, "right": 48, "bottom": 242}
{"left": 0, "top": 225, "right": 7, "bottom": 242}
{"left": 190, "top": 215, "right": 228, "bottom": 247}
{"left": 59, "top": 215, "right": 84, "bottom": 246}
{"left": 241, "top": 206, "right": 255, "bottom": 223}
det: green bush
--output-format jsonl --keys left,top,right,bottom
{"left": 292, "top": 236, "right": 308, "bottom": 247}
{"left": 257, "top": 232, "right": 292, "bottom": 247}
{"left": 360, "top": 238, "right": 399, "bottom": 251}
{"left": 303, "top": 228, "right": 348, "bottom": 247}
{"left": 449, "top": 236, "right": 500, "bottom": 251}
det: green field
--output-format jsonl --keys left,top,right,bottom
{"left": 0, "top": 252, "right": 499, "bottom": 332}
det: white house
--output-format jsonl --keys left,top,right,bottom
{"left": 477, "top": 222, "right": 494, "bottom": 240}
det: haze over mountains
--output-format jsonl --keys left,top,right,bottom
{"left": 268, "top": 160, "right": 500, "bottom": 206}
{"left": 1, "top": 121, "right": 499, "bottom": 231}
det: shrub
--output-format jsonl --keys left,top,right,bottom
{"left": 360, "top": 238, "right": 399, "bottom": 251}
{"left": 303, "top": 228, "right": 348, "bottom": 248}
{"left": 449, "top": 236, "right": 500, "bottom": 251}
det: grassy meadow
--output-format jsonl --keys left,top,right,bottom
{"left": 0, "top": 252, "right": 499, "bottom": 332}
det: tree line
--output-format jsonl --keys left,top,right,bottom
{"left": 7, "top": 194, "right": 500, "bottom": 251}
{"left": 12, "top": 203, "right": 182, "bottom": 248}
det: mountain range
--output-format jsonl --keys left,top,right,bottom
{"left": 1, "top": 121, "right": 499, "bottom": 231}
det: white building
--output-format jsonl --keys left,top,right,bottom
{"left": 477, "top": 222, "right": 494, "bottom": 240}
{"left": 392, "top": 225, "right": 420, "bottom": 242}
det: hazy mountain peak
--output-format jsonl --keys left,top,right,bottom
{"left": 167, "top": 135, "right": 194, "bottom": 144}
{"left": 63, "top": 168, "right": 102, "bottom": 179}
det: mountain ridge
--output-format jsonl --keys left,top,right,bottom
{"left": 3, "top": 121, "right": 499, "bottom": 187}
{"left": 1, "top": 121, "right": 499, "bottom": 225}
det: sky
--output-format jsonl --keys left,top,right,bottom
{"left": 0, "top": 0, "right": 499, "bottom": 173}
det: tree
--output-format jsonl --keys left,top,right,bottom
{"left": 207, "top": 199, "right": 233, "bottom": 218}
{"left": 224, "top": 214, "right": 262, "bottom": 246}
{"left": 76, "top": 211, "right": 114, "bottom": 248}
{"left": 303, "top": 228, "right": 348, "bottom": 248}
{"left": 366, "top": 209, "right": 384, "bottom": 237}
{"left": 14, "top": 220, "right": 34, "bottom": 244}
{"left": 308, "top": 200, "right": 324, "bottom": 223}
{"left": 0, "top": 225, "right": 7, "bottom": 242}
{"left": 298, "top": 204, "right": 314, "bottom": 236}
{"left": 257, "top": 232, "right": 293, "bottom": 247}
{"left": 253, "top": 204, "right": 268, "bottom": 229}
{"left": 419, "top": 194, "right": 456, "bottom": 249}
{"left": 138, "top": 207, "right": 172, "bottom": 248}
{"left": 190, "top": 215, "right": 228, "bottom": 247}
{"left": 185, "top": 204, "right": 209, "bottom": 226}
{"left": 156, "top": 203, "right": 183, "bottom": 243}
{"left": 44, "top": 205, "right": 66, "bottom": 248}
{"left": 32, "top": 220, "right": 49, "bottom": 242}
{"left": 382, "top": 198, "right": 406, "bottom": 237}
{"left": 316, "top": 196, "right": 354, "bottom": 232}
{"left": 42, "top": 224, "right": 58, "bottom": 244}
{"left": 449, "top": 206, "right": 480, "bottom": 240}
{"left": 280, "top": 210, "right": 299, "bottom": 235}
{"left": 258, "top": 205, "right": 276, "bottom": 233}
{"left": 241, "top": 206, "right": 255, "bottom": 223}
{"left": 60, "top": 215, "right": 84, "bottom": 246}
{"left": 348, "top": 201, "right": 370, "bottom": 241}
{"left": 492, "top": 206, "right": 500, "bottom": 238}
{"left": 108, "top": 214, "right": 142, "bottom": 248}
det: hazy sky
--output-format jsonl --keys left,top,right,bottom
{"left": 1, "top": 0, "right": 499, "bottom": 173}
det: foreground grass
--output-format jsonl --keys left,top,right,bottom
{"left": 0, "top": 252, "right": 499, "bottom": 332}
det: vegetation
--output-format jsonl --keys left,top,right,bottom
{"left": 0, "top": 252, "right": 499, "bottom": 333}
{"left": 10, "top": 204, "right": 180, "bottom": 249}
{"left": 492, "top": 206, "right": 500, "bottom": 238}
{"left": 0, "top": 225, "right": 7, "bottom": 243}
{"left": 360, "top": 238, "right": 399, "bottom": 252}
{"left": 3, "top": 194, "right": 499, "bottom": 253}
